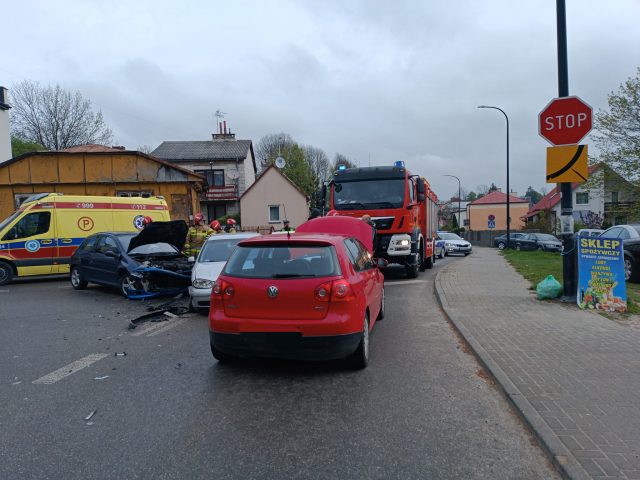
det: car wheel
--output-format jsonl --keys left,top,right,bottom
{"left": 497, "top": 242, "right": 505, "bottom": 250}
{"left": 537, "top": 245, "right": 543, "bottom": 251}
{"left": 516, "top": 244, "right": 521, "bottom": 251}
{"left": 624, "top": 256, "right": 638, "bottom": 282}
{"left": 418, "top": 244, "right": 426, "bottom": 272}
{"left": 0, "top": 261, "right": 13, "bottom": 286}
{"left": 120, "top": 275, "right": 137, "bottom": 297}
{"left": 197, "top": 307, "right": 209, "bottom": 316}
{"left": 405, "top": 253, "right": 419, "bottom": 279}
{"left": 210, "top": 341, "right": 235, "bottom": 363}
{"left": 70, "top": 267, "right": 88, "bottom": 290}
{"left": 424, "top": 252, "right": 434, "bottom": 270}
{"left": 464, "top": 252, "right": 470, "bottom": 256}
{"left": 439, "top": 249, "right": 445, "bottom": 259}
{"left": 347, "top": 312, "right": 369, "bottom": 369}
{"left": 377, "top": 288, "right": 385, "bottom": 321}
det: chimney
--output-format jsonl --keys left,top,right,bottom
{"left": 0, "top": 87, "right": 12, "bottom": 162}
{"left": 212, "top": 121, "right": 236, "bottom": 141}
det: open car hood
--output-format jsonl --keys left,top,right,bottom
{"left": 127, "top": 220, "right": 188, "bottom": 253}
{"left": 296, "top": 216, "right": 373, "bottom": 253}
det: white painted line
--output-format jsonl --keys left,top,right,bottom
{"left": 32, "top": 353, "right": 109, "bottom": 385}
{"left": 0, "top": 289, "right": 9, "bottom": 293}
{"left": 130, "top": 320, "right": 171, "bottom": 337}
{"left": 385, "top": 279, "right": 429, "bottom": 286}
{"left": 147, "top": 317, "right": 190, "bottom": 337}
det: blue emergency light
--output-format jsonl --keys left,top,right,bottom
{"left": 394, "top": 161, "right": 405, "bottom": 168}
{"left": 338, "top": 164, "right": 346, "bottom": 170}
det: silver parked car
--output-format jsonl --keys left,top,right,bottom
{"left": 438, "top": 232, "right": 472, "bottom": 256}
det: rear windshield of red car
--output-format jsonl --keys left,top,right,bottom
{"left": 223, "top": 243, "right": 342, "bottom": 279}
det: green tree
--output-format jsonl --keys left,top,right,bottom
{"left": 466, "top": 191, "right": 477, "bottom": 202}
{"left": 281, "top": 144, "right": 316, "bottom": 198}
{"left": 593, "top": 67, "right": 640, "bottom": 218}
{"left": 488, "top": 182, "right": 499, "bottom": 193}
{"left": 524, "top": 186, "right": 542, "bottom": 205}
{"left": 11, "top": 136, "right": 45, "bottom": 157}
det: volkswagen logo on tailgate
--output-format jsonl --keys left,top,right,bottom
{"left": 267, "top": 286, "right": 279, "bottom": 298}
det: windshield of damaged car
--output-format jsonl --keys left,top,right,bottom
{"left": 224, "top": 244, "right": 341, "bottom": 278}
{"left": 199, "top": 238, "right": 243, "bottom": 263}
{"left": 333, "top": 179, "right": 405, "bottom": 210}
{"left": 439, "top": 233, "right": 462, "bottom": 241}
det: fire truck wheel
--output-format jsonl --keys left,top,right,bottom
{"left": 424, "top": 253, "right": 434, "bottom": 269}
{"left": 405, "top": 254, "right": 419, "bottom": 278}
{"left": 419, "top": 244, "right": 426, "bottom": 272}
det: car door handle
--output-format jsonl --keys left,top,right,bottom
{"left": 61, "top": 239, "right": 73, "bottom": 244}
{"left": 41, "top": 239, "right": 53, "bottom": 245}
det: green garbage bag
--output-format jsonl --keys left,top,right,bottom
{"left": 536, "top": 275, "right": 562, "bottom": 300}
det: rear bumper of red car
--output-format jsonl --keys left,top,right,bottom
{"left": 210, "top": 330, "right": 361, "bottom": 361}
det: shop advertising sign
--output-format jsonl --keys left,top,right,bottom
{"left": 577, "top": 235, "right": 626, "bottom": 312}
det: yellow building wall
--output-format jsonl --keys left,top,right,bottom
{"left": 0, "top": 153, "right": 202, "bottom": 222}
{"left": 468, "top": 203, "right": 529, "bottom": 231}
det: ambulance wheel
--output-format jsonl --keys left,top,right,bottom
{"left": 70, "top": 267, "right": 88, "bottom": 290}
{"left": 0, "top": 261, "right": 13, "bottom": 286}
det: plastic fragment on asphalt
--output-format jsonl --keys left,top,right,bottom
{"left": 84, "top": 410, "right": 96, "bottom": 421}
{"left": 94, "top": 376, "right": 110, "bottom": 380}
{"left": 114, "top": 352, "right": 127, "bottom": 357}
{"left": 164, "top": 311, "right": 178, "bottom": 318}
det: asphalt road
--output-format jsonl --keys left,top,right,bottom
{"left": 0, "top": 256, "right": 559, "bottom": 480}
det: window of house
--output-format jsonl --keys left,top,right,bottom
{"left": 575, "top": 192, "right": 589, "bottom": 204}
{"left": 611, "top": 191, "right": 619, "bottom": 203}
{"left": 207, "top": 204, "right": 227, "bottom": 221}
{"left": 2, "top": 212, "right": 51, "bottom": 241}
{"left": 212, "top": 170, "right": 225, "bottom": 187}
{"left": 269, "top": 205, "right": 280, "bottom": 223}
{"left": 117, "top": 191, "right": 153, "bottom": 198}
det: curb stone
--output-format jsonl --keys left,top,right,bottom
{"left": 434, "top": 261, "right": 591, "bottom": 480}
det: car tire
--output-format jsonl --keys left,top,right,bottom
{"left": 210, "top": 341, "right": 235, "bottom": 363}
{"left": 516, "top": 244, "right": 521, "bottom": 251}
{"left": 197, "top": 307, "right": 209, "bottom": 316}
{"left": 347, "top": 312, "right": 369, "bottom": 369}
{"left": 120, "top": 275, "right": 137, "bottom": 297}
{"left": 464, "top": 252, "right": 470, "bottom": 256}
{"left": 418, "top": 244, "right": 426, "bottom": 272}
{"left": 497, "top": 242, "right": 505, "bottom": 250}
{"left": 439, "top": 250, "right": 445, "bottom": 259}
{"left": 70, "top": 267, "right": 88, "bottom": 290}
{"left": 424, "top": 252, "right": 434, "bottom": 270}
{"left": 377, "top": 288, "right": 385, "bottom": 321}
{"left": 624, "top": 255, "right": 638, "bottom": 282}
{"left": 0, "top": 261, "right": 14, "bottom": 286}
{"left": 537, "top": 245, "right": 544, "bottom": 251}
{"left": 405, "top": 254, "right": 419, "bottom": 279}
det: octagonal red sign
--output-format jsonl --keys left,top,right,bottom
{"left": 539, "top": 96, "right": 592, "bottom": 146}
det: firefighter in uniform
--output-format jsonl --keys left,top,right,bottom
{"left": 224, "top": 218, "right": 237, "bottom": 233}
{"left": 184, "top": 213, "right": 213, "bottom": 257}
{"left": 209, "top": 220, "right": 222, "bottom": 233}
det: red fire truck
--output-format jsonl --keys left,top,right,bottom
{"left": 323, "top": 162, "right": 439, "bottom": 278}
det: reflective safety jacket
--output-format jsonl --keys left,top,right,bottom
{"left": 184, "top": 225, "right": 213, "bottom": 256}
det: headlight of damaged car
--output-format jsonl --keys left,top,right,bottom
{"left": 192, "top": 278, "right": 213, "bottom": 289}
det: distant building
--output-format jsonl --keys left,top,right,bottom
{"left": 152, "top": 123, "right": 257, "bottom": 222}
{"left": 466, "top": 190, "right": 529, "bottom": 231}
{"left": 240, "top": 165, "right": 309, "bottom": 231}
{"left": 0, "top": 87, "right": 12, "bottom": 163}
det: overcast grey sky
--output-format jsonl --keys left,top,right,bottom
{"left": 2, "top": 0, "right": 639, "bottom": 199}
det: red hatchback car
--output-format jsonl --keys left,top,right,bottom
{"left": 209, "top": 217, "right": 385, "bottom": 369}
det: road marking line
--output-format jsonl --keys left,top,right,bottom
{"left": 0, "top": 289, "right": 9, "bottom": 293}
{"left": 32, "top": 353, "right": 109, "bottom": 385}
{"left": 147, "top": 317, "right": 190, "bottom": 337}
{"left": 385, "top": 280, "right": 429, "bottom": 286}
{"left": 130, "top": 320, "right": 171, "bottom": 337}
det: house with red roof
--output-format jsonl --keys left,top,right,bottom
{"left": 466, "top": 190, "right": 530, "bottom": 231}
{"left": 523, "top": 164, "right": 639, "bottom": 229}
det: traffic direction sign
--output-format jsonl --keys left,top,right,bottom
{"left": 539, "top": 96, "right": 592, "bottom": 146}
{"left": 546, "top": 144, "right": 589, "bottom": 183}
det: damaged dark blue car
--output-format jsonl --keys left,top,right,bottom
{"left": 69, "top": 220, "right": 193, "bottom": 299}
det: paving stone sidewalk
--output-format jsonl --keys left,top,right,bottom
{"left": 435, "top": 247, "right": 640, "bottom": 480}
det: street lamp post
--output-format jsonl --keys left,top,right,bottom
{"left": 478, "top": 105, "right": 510, "bottom": 248}
{"left": 444, "top": 174, "right": 461, "bottom": 235}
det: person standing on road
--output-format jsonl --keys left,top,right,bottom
{"left": 184, "top": 213, "right": 213, "bottom": 257}
{"left": 209, "top": 220, "right": 222, "bottom": 234}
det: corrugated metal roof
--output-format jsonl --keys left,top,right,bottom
{"left": 152, "top": 140, "right": 252, "bottom": 161}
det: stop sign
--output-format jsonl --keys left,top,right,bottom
{"left": 539, "top": 96, "right": 592, "bottom": 146}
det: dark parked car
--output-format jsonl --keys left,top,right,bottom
{"left": 493, "top": 232, "right": 527, "bottom": 249}
{"left": 513, "top": 233, "right": 562, "bottom": 252}
{"left": 624, "top": 238, "right": 640, "bottom": 283}
{"left": 69, "top": 221, "right": 193, "bottom": 298}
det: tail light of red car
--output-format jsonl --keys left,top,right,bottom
{"left": 212, "top": 279, "right": 235, "bottom": 301}
{"left": 314, "top": 279, "right": 355, "bottom": 302}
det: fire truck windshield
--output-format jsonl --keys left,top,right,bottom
{"left": 334, "top": 179, "right": 405, "bottom": 210}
